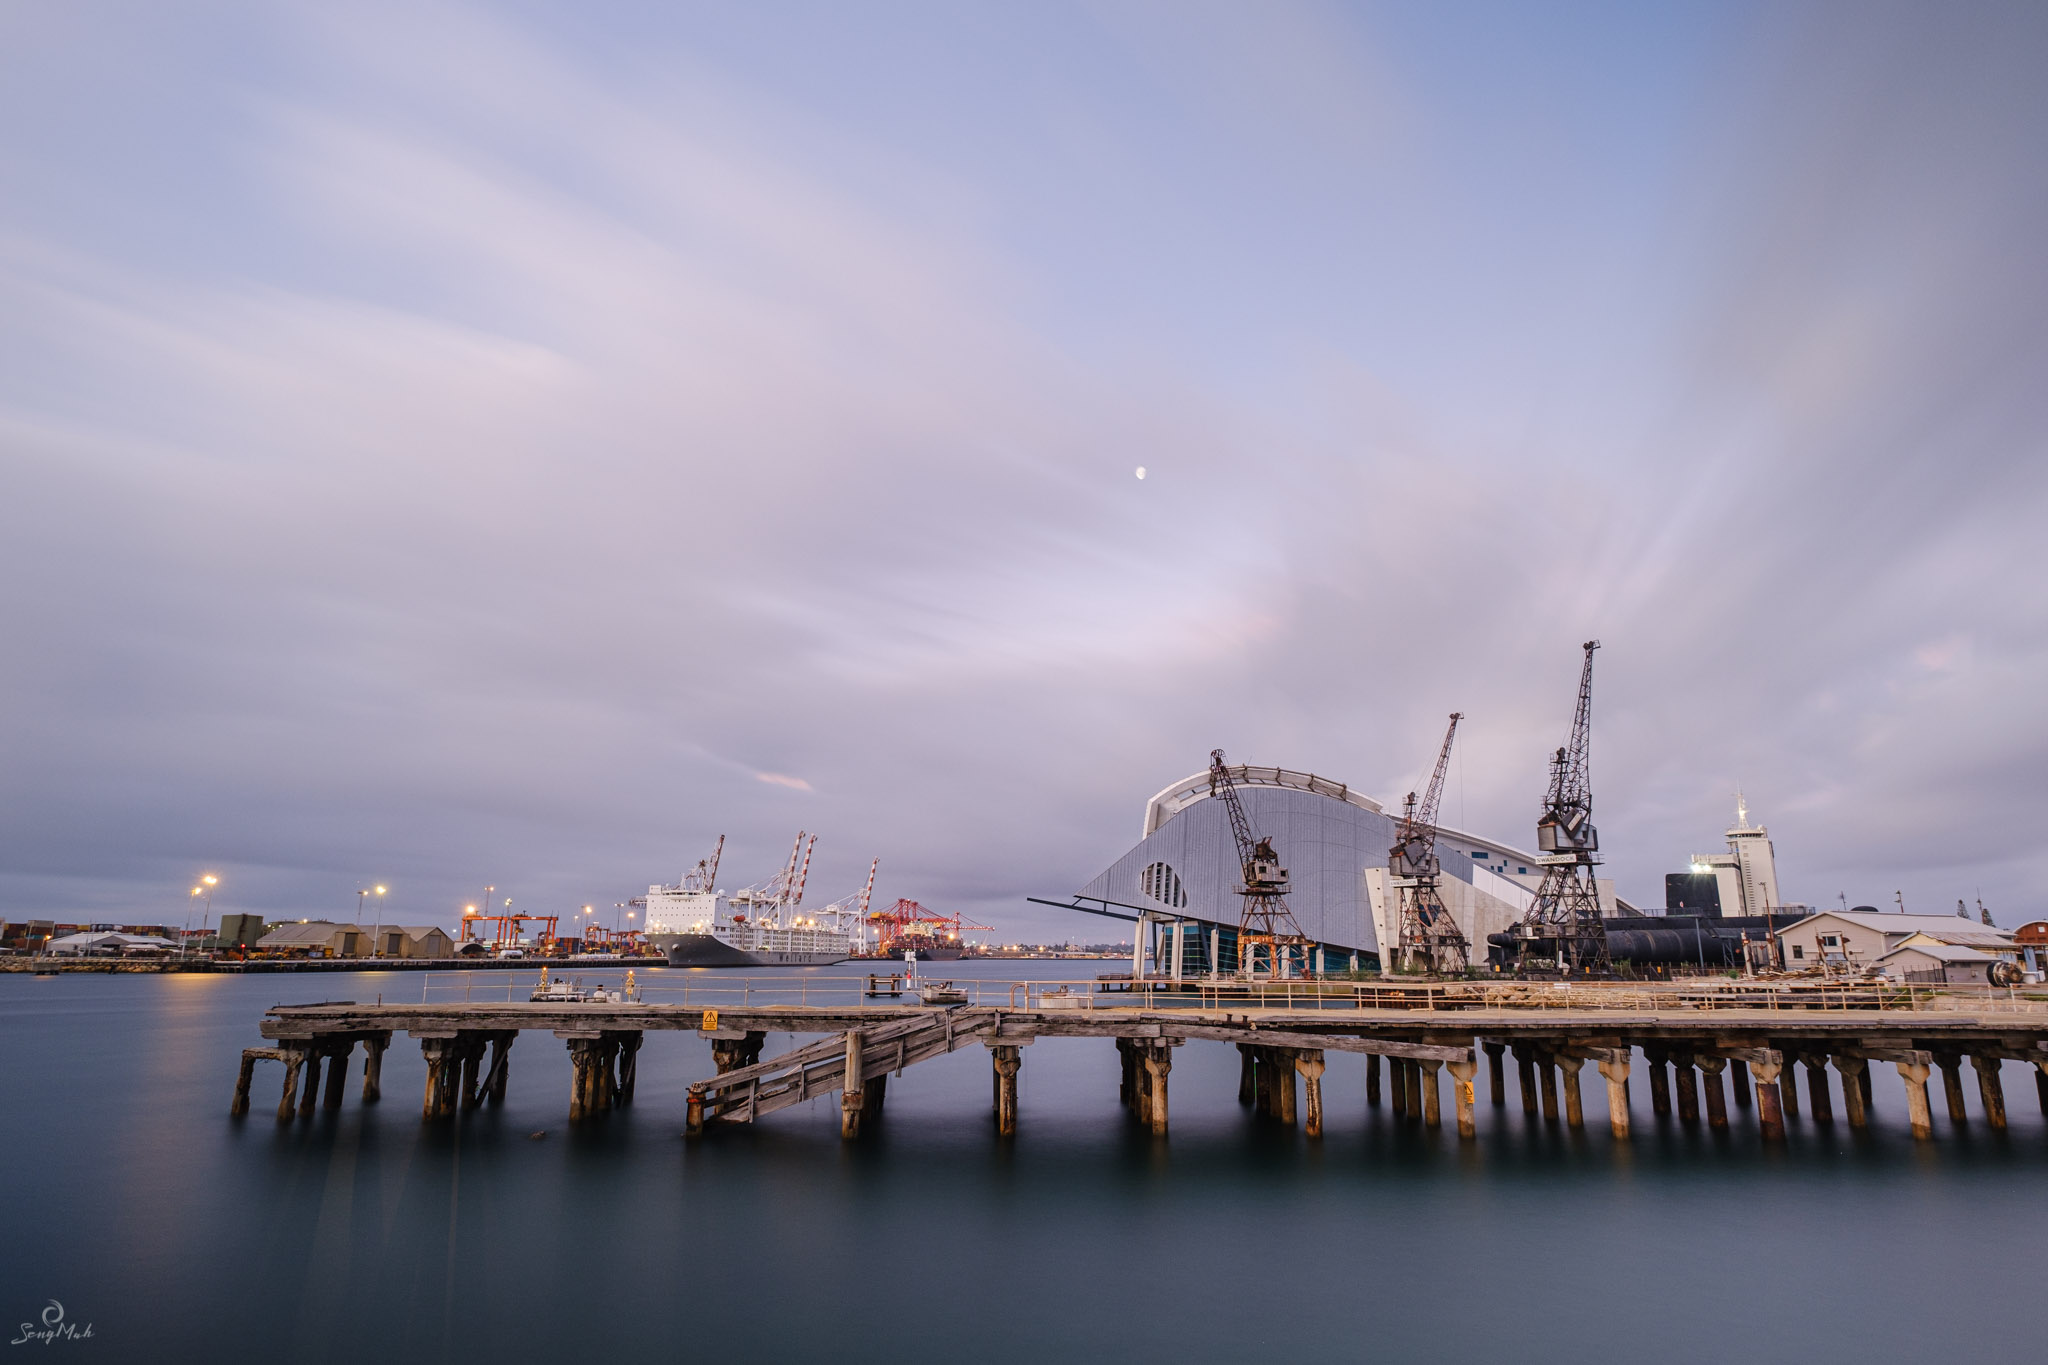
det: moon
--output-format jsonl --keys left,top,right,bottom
{"left": 1135, "top": 466, "right": 1147, "bottom": 480}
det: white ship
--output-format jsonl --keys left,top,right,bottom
{"left": 643, "top": 834, "right": 876, "bottom": 968}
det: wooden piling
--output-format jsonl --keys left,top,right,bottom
{"left": 1803, "top": 1055, "right": 1833, "bottom": 1123}
{"left": 420, "top": 1037, "right": 460, "bottom": 1120}
{"left": 1596, "top": 1055, "right": 1630, "bottom": 1139}
{"left": 298, "top": 1051, "right": 322, "bottom": 1118}
{"left": 1420, "top": 1059, "right": 1442, "bottom": 1130}
{"left": 1514, "top": 1044, "right": 1537, "bottom": 1116}
{"left": 989, "top": 1045, "right": 1022, "bottom": 1136}
{"left": 1971, "top": 1055, "right": 2007, "bottom": 1130}
{"left": 1365, "top": 1051, "right": 1381, "bottom": 1107}
{"left": 232, "top": 1051, "right": 259, "bottom": 1117}
{"left": 1779, "top": 1055, "right": 1801, "bottom": 1119}
{"left": 1644, "top": 1048, "right": 1671, "bottom": 1117}
{"left": 278, "top": 1050, "right": 304, "bottom": 1122}
{"left": 1296, "top": 1051, "right": 1325, "bottom": 1138}
{"left": 1238, "top": 1044, "right": 1257, "bottom": 1106}
{"left": 1730, "top": 1059, "right": 1751, "bottom": 1111}
{"left": 322, "top": 1042, "right": 349, "bottom": 1110}
{"left": 1835, "top": 1056, "right": 1868, "bottom": 1129}
{"left": 1483, "top": 1040, "right": 1506, "bottom": 1106}
{"left": 1698, "top": 1057, "right": 1728, "bottom": 1130}
{"left": 1896, "top": 1061, "right": 1933, "bottom": 1139}
{"left": 1143, "top": 1044, "right": 1173, "bottom": 1136}
{"left": 1538, "top": 1052, "right": 1559, "bottom": 1122}
{"left": 1558, "top": 1056, "right": 1584, "bottom": 1129}
{"left": 840, "top": 1030, "right": 866, "bottom": 1139}
{"left": 362, "top": 1033, "right": 388, "bottom": 1103}
{"left": 2036, "top": 1062, "right": 2048, "bottom": 1119}
{"left": 1936, "top": 1054, "right": 1967, "bottom": 1123}
{"left": 1447, "top": 1058, "right": 1478, "bottom": 1138}
{"left": 1390, "top": 1054, "right": 1409, "bottom": 1118}
{"left": 1673, "top": 1053, "right": 1699, "bottom": 1124}
{"left": 1750, "top": 1056, "right": 1786, "bottom": 1141}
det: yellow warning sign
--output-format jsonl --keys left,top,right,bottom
{"left": 701, "top": 1009, "right": 718, "bottom": 1032}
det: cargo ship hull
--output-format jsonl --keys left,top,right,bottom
{"left": 655, "top": 932, "right": 850, "bottom": 968}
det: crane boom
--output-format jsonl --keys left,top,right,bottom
{"left": 1390, "top": 714, "right": 1469, "bottom": 975}
{"left": 1515, "top": 641, "right": 1611, "bottom": 974}
{"left": 1208, "top": 749, "right": 1310, "bottom": 977}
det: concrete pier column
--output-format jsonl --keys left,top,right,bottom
{"left": 1483, "top": 1041, "right": 1506, "bottom": 1106}
{"left": 1447, "top": 1058, "right": 1478, "bottom": 1138}
{"left": 322, "top": 1042, "right": 350, "bottom": 1110}
{"left": 1730, "top": 1059, "right": 1752, "bottom": 1111}
{"left": 1699, "top": 1057, "right": 1728, "bottom": 1130}
{"left": 989, "top": 1045, "right": 1022, "bottom": 1136}
{"left": 1673, "top": 1053, "right": 1700, "bottom": 1124}
{"left": 1558, "top": 1056, "right": 1584, "bottom": 1129}
{"left": 363, "top": 1033, "right": 389, "bottom": 1103}
{"left": 298, "top": 1052, "right": 323, "bottom": 1118}
{"left": 1644, "top": 1048, "right": 1671, "bottom": 1117}
{"left": 1514, "top": 1045, "right": 1538, "bottom": 1116}
{"left": 1896, "top": 1061, "right": 1934, "bottom": 1139}
{"left": 1936, "top": 1054, "right": 1967, "bottom": 1123}
{"left": 1144, "top": 1045, "right": 1174, "bottom": 1136}
{"left": 277, "top": 1051, "right": 306, "bottom": 1122}
{"left": 1835, "top": 1057, "right": 1868, "bottom": 1129}
{"left": 1296, "top": 1052, "right": 1326, "bottom": 1138}
{"left": 1420, "top": 1059, "right": 1442, "bottom": 1130}
{"left": 1750, "top": 1058, "right": 1786, "bottom": 1141}
{"left": 1596, "top": 1056, "right": 1631, "bottom": 1139}
{"left": 1537, "top": 1051, "right": 1560, "bottom": 1122}
{"left": 1238, "top": 1045, "right": 1256, "bottom": 1106}
{"left": 1802, "top": 1055, "right": 1833, "bottom": 1123}
{"left": 841, "top": 1030, "right": 866, "bottom": 1139}
{"left": 1971, "top": 1055, "right": 2007, "bottom": 1130}
{"left": 1365, "top": 1052, "right": 1381, "bottom": 1107}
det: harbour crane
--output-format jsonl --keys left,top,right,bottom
{"left": 681, "top": 835, "right": 724, "bottom": 893}
{"left": 1208, "top": 749, "right": 1311, "bottom": 978}
{"left": 1389, "top": 712, "right": 1469, "bottom": 975}
{"left": 1513, "top": 641, "right": 1611, "bottom": 974}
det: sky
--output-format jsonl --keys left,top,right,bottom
{"left": 3, "top": 1, "right": 2045, "bottom": 939}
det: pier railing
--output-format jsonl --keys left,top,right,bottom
{"left": 415, "top": 972, "right": 2048, "bottom": 1015}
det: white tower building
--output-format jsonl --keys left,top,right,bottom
{"left": 1689, "top": 794, "right": 1781, "bottom": 916}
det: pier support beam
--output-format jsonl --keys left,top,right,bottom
{"left": 617, "top": 1033, "right": 642, "bottom": 1106}
{"left": 362, "top": 1032, "right": 390, "bottom": 1103}
{"left": 1750, "top": 1056, "right": 1786, "bottom": 1141}
{"left": 1389, "top": 1055, "right": 1408, "bottom": 1118}
{"left": 1834, "top": 1056, "right": 1869, "bottom": 1129}
{"left": 1699, "top": 1057, "right": 1728, "bottom": 1131}
{"left": 1405, "top": 1058, "right": 1423, "bottom": 1123}
{"left": 1644, "top": 1048, "right": 1671, "bottom": 1118}
{"left": 1420, "top": 1059, "right": 1442, "bottom": 1130}
{"left": 1896, "top": 1061, "right": 1934, "bottom": 1139}
{"left": 1365, "top": 1051, "right": 1381, "bottom": 1108}
{"left": 1596, "top": 1055, "right": 1630, "bottom": 1139}
{"left": 1296, "top": 1051, "right": 1326, "bottom": 1138}
{"left": 2037, "top": 1062, "right": 2048, "bottom": 1119}
{"left": 1537, "top": 1051, "right": 1560, "bottom": 1122}
{"left": 298, "top": 1051, "right": 323, "bottom": 1118}
{"left": 1731, "top": 1059, "right": 1751, "bottom": 1111}
{"left": 481, "top": 1033, "right": 513, "bottom": 1104}
{"left": 1482, "top": 1041, "right": 1506, "bottom": 1107}
{"left": 1558, "top": 1056, "right": 1584, "bottom": 1130}
{"left": 989, "top": 1045, "right": 1022, "bottom": 1136}
{"left": 1514, "top": 1044, "right": 1537, "bottom": 1116}
{"left": 1972, "top": 1055, "right": 2007, "bottom": 1130}
{"left": 233, "top": 1053, "right": 258, "bottom": 1117}
{"left": 1447, "top": 1058, "right": 1478, "bottom": 1138}
{"left": 841, "top": 1030, "right": 867, "bottom": 1139}
{"left": 1936, "top": 1053, "right": 1967, "bottom": 1123}
{"left": 1238, "top": 1044, "right": 1256, "bottom": 1107}
{"left": 1779, "top": 1054, "right": 1801, "bottom": 1119}
{"left": 712, "top": 1031, "right": 766, "bottom": 1075}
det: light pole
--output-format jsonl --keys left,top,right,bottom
{"left": 359, "top": 884, "right": 387, "bottom": 956}
{"left": 189, "top": 874, "right": 218, "bottom": 956}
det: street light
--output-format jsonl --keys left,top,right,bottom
{"left": 359, "top": 884, "right": 387, "bottom": 957}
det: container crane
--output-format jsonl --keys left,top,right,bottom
{"left": 1389, "top": 713, "right": 1469, "bottom": 975}
{"left": 1208, "top": 749, "right": 1311, "bottom": 978}
{"left": 1513, "top": 641, "right": 1611, "bottom": 974}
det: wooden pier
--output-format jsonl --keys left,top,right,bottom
{"left": 238, "top": 987, "right": 2048, "bottom": 1145}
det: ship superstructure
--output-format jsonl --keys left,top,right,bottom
{"left": 644, "top": 833, "right": 865, "bottom": 967}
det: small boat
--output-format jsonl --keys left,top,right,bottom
{"left": 915, "top": 981, "right": 969, "bottom": 1006}
{"left": 1037, "top": 986, "right": 1086, "bottom": 1010}
{"left": 529, "top": 967, "right": 591, "bottom": 1003}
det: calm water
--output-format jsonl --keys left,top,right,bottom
{"left": 4, "top": 962, "right": 2046, "bottom": 1363}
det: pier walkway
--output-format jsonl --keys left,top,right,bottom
{"left": 235, "top": 976, "right": 2048, "bottom": 1145}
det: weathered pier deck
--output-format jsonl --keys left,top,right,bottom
{"left": 239, "top": 982, "right": 2048, "bottom": 1145}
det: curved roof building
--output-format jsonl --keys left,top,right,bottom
{"left": 1072, "top": 764, "right": 1614, "bottom": 970}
